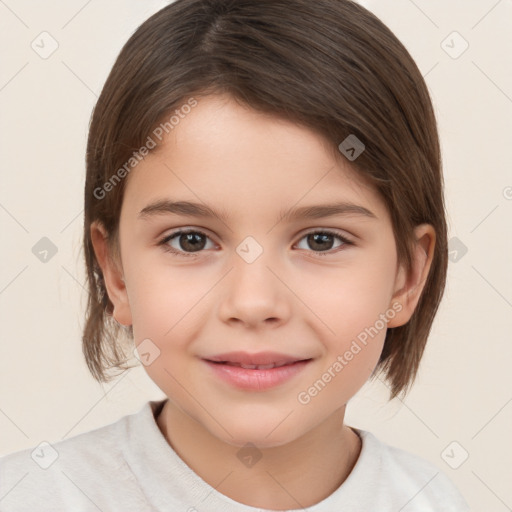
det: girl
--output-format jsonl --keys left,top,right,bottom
{"left": 0, "top": 0, "right": 470, "bottom": 510}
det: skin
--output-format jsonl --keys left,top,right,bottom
{"left": 91, "top": 94, "right": 435, "bottom": 510}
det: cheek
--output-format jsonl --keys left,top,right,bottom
{"left": 296, "top": 277, "right": 391, "bottom": 410}
{"left": 300, "top": 252, "right": 396, "bottom": 337}
{"left": 126, "top": 265, "right": 206, "bottom": 400}
{"left": 124, "top": 245, "right": 204, "bottom": 326}
{"left": 293, "top": 253, "right": 395, "bottom": 395}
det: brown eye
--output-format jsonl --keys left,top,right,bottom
{"left": 159, "top": 230, "right": 214, "bottom": 256}
{"left": 295, "top": 230, "right": 353, "bottom": 256}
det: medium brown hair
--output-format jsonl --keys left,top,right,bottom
{"left": 83, "top": 0, "right": 448, "bottom": 399}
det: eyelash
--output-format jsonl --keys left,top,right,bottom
{"left": 157, "top": 228, "right": 354, "bottom": 258}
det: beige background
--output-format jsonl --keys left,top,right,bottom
{"left": 1, "top": 1, "right": 511, "bottom": 510}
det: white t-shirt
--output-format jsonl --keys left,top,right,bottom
{"left": 0, "top": 399, "right": 469, "bottom": 511}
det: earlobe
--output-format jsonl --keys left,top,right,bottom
{"left": 386, "top": 224, "right": 436, "bottom": 328}
{"left": 90, "top": 221, "right": 133, "bottom": 326}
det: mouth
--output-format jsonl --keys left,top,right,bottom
{"left": 203, "top": 350, "right": 312, "bottom": 368}
{"left": 201, "top": 352, "right": 313, "bottom": 391}
{"left": 206, "top": 360, "right": 311, "bottom": 370}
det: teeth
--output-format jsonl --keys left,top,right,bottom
{"left": 240, "top": 363, "right": 277, "bottom": 370}
{"left": 255, "top": 363, "right": 276, "bottom": 370}
{"left": 218, "top": 361, "right": 301, "bottom": 369}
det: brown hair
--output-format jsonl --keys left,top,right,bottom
{"left": 83, "top": 0, "right": 447, "bottom": 399}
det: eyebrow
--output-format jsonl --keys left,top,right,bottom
{"left": 138, "top": 199, "right": 377, "bottom": 223}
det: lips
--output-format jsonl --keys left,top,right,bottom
{"left": 202, "top": 351, "right": 313, "bottom": 390}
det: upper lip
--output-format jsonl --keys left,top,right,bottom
{"left": 204, "top": 351, "right": 311, "bottom": 366}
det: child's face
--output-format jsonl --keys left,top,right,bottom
{"left": 105, "top": 94, "right": 411, "bottom": 447}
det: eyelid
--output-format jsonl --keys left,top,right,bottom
{"left": 296, "top": 226, "right": 355, "bottom": 243}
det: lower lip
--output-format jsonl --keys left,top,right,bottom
{"left": 203, "top": 359, "right": 311, "bottom": 391}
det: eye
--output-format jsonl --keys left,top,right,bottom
{"left": 295, "top": 230, "right": 353, "bottom": 256}
{"left": 158, "top": 229, "right": 216, "bottom": 257}
{"left": 158, "top": 228, "right": 353, "bottom": 258}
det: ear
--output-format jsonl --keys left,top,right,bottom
{"left": 386, "top": 224, "right": 436, "bottom": 328}
{"left": 90, "top": 221, "right": 133, "bottom": 326}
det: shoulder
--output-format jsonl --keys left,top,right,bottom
{"left": 1, "top": 408, "right": 126, "bottom": 470}
{"left": 353, "top": 429, "right": 470, "bottom": 511}
{"left": 0, "top": 401, "right": 158, "bottom": 512}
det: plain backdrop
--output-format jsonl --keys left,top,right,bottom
{"left": 1, "top": 1, "right": 511, "bottom": 510}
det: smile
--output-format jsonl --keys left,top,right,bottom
{"left": 211, "top": 361, "right": 294, "bottom": 370}
{"left": 202, "top": 358, "right": 313, "bottom": 391}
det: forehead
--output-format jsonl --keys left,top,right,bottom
{"left": 121, "top": 94, "right": 389, "bottom": 224}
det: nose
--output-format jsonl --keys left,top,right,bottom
{"left": 217, "top": 249, "right": 292, "bottom": 329}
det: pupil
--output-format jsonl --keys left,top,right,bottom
{"left": 182, "top": 233, "right": 205, "bottom": 252}
{"left": 309, "top": 233, "right": 333, "bottom": 251}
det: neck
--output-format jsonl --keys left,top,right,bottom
{"left": 156, "top": 399, "right": 361, "bottom": 510}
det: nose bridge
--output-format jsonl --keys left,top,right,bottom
{"left": 218, "top": 235, "right": 291, "bottom": 326}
